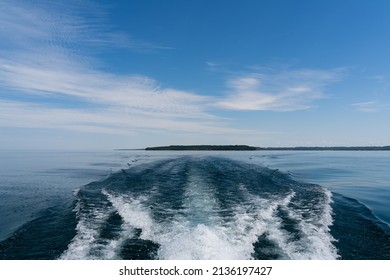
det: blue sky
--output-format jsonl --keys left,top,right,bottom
{"left": 1, "top": 0, "right": 390, "bottom": 149}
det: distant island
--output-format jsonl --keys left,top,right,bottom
{"left": 144, "top": 145, "right": 390, "bottom": 151}
{"left": 145, "top": 145, "right": 257, "bottom": 151}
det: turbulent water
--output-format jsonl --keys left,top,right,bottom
{"left": 0, "top": 151, "right": 389, "bottom": 259}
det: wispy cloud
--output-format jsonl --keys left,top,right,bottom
{"left": 0, "top": 50, "right": 243, "bottom": 135}
{"left": 0, "top": 54, "right": 213, "bottom": 118}
{"left": 0, "top": 0, "right": 252, "bottom": 139}
{"left": 351, "top": 100, "right": 390, "bottom": 112}
{"left": 216, "top": 69, "right": 343, "bottom": 111}
{"left": 0, "top": 99, "right": 245, "bottom": 136}
{"left": 0, "top": 0, "right": 171, "bottom": 54}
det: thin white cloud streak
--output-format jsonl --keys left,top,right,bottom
{"left": 0, "top": 0, "right": 171, "bottom": 54}
{"left": 351, "top": 101, "right": 390, "bottom": 112}
{"left": 217, "top": 69, "right": 343, "bottom": 111}
{"left": 0, "top": 49, "right": 292, "bottom": 139}
{"left": 0, "top": 56, "right": 215, "bottom": 120}
{"left": 0, "top": 100, "right": 250, "bottom": 137}
{"left": 0, "top": 0, "right": 243, "bottom": 139}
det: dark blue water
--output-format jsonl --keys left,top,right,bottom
{"left": 0, "top": 151, "right": 389, "bottom": 259}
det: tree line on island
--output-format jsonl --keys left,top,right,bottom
{"left": 145, "top": 145, "right": 390, "bottom": 151}
{"left": 145, "top": 145, "right": 257, "bottom": 151}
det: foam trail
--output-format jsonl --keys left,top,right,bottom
{"left": 155, "top": 167, "right": 296, "bottom": 260}
{"left": 181, "top": 166, "right": 222, "bottom": 226}
{"left": 104, "top": 190, "right": 155, "bottom": 240}
{"left": 59, "top": 189, "right": 116, "bottom": 259}
{"left": 231, "top": 185, "right": 297, "bottom": 259}
{"left": 236, "top": 182, "right": 339, "bottom": 260}
{"left": 157, "top": 190, "right": 296, "bottom": 259}
{"left": 279, "top": 188, "right": 339, "bottom": 259}
{"left": 60, "top": 156, "right": 340, "bottom": 260}
{"left": 156, "top": 165, "right": 237, "bottom": 259}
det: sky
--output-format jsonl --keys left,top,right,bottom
{"left": 1, "top": 0, "right": 390, "bottom": 150}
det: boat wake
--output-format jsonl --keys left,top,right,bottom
{"left": 60, "top": 156, "right": 339, "bottom": 260}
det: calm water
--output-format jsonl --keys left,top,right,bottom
{"left": 0, "top": 150, "right": 389, "bottom": 259}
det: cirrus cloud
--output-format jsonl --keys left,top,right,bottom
{"left": 217, "top": 69, "right": 343, "bottom": 111}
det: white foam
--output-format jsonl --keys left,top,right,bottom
{"left": 267, "top": 188, "right": 339, "bottom": 260}
{"left": 231, "top": 186, "right": 296, "bottom": 259}
{"left": 155, "top": 178, "right": 296, "bottom": 260}
{"left": 104, "top": 190, "right": 155, "bottom": 240}
{"left": 61, "top": 169, "right": 339, "bottom": 260}
{"left": 156, "top": 221, "right": 238, "bottom": 259}
{"left": 180, "top": 168, "right": 222, "bottom": 226}
{"left": 60, "top": 189, "right": 145, "bottom": 260}
{"left": 59, "top": 195, "right": 115, "bottom": 259}
{"left": 155, "top": 166, "right": 243, "bottom": 259}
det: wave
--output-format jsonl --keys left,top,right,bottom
{"left": 2, "top": 155, "right": 389, "bottom": 260}
{"left": 330, "top": 193, "right": 390, "bottom": 259}
{"left": 59, "top": 156, "right": 339, "bottom": 260}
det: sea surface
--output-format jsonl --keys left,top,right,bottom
{"left": 0, "top": 150, "right": 389, "bottom": 260}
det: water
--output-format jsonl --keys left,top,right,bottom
{"left": 0, "top": 150, "right": 389, "bottom": 259}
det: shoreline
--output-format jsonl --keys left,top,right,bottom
{"left": 143, "top": 145, "right": 390, "bottom": 151}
